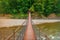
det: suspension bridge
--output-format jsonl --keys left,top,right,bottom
{"left": 0, "top": 12, "right": 60, "bottom": 40}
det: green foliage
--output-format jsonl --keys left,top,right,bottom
{"left": 29, "top": 5, "right": 35, "bottom": 12}
{"left": 44, "top": 0, "right": 58, "bottom": 16}
{"left": 0, "top": 0, "right": 60, "bottom": 17}
{"left": 1, "top": 0, "right": 34, "bottom": 14}
{"left": 34, "top": 0, "right": 45, "bottom": 13}
{"left": 33, "top": 0, "right": 58, "bottom": 17}
{"left": 56, "top": 0, "right": 60, "bottom": 13}
{"left": 11, "top": 13, "right": 28, "bottom": 19}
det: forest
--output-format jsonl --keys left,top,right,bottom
{"left": 0, "top": 0, "right": 60, "bottom": 19}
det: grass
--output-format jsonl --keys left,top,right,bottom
{"left": 56, "top": 13, "right": 60, "bottom": 17}
{"left": 11, "top": 13, "right": 28, "bottom": 19}
{"left": 0, "top": 13, "right": 28, "bottom": 19}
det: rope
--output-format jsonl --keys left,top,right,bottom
{"left": 5, "top": 21, "right": 27, "bottom": 40}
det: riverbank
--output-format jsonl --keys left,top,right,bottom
{"left": 0, "top": 19, "right": 60, "bottom": 27}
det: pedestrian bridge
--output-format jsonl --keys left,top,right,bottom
{"left": 0, "top": 19, "right": 60, "bottom": 40}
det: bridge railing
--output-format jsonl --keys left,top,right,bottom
{"left": 5, "top": 26, "right": 22, "bottom": 40}
{"left": 32, "top": 25, "right": 50, "bottom": 40}
{"left": 5, "top": 21, "right": 27, "bottom": 40}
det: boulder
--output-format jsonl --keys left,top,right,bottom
{"left": 48, "top": 13, "right": 57, "bottom": 19}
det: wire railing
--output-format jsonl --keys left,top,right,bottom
{"left": 33, "top": 25, "right": 50, "bottom": 40}
{"left": 5, "top": 26, "right": 21, "bottom": 40}
{"left": 5, "top": 21, "right": 27, "bottom": 40}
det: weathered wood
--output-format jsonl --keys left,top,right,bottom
{"left": 23, "top": 12, "right": 36, "bottom": 40}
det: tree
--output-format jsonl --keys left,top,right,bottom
{"left": 33, "top": 0, "right": 46, "bottom": 16}
{"left": 33, "top": 0, "right": 58, "bottom": 17}
{"left": 56, "top": 0, "right": 60, "bottom": 13}
{"left": 0, "top": 0, "right": 59, "bottom": 17}
{"left": 43, "top": 0, "right": 58, "bottom": 16}
{"left": 1, "top": 0, "right": 34, "bottom": 14}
